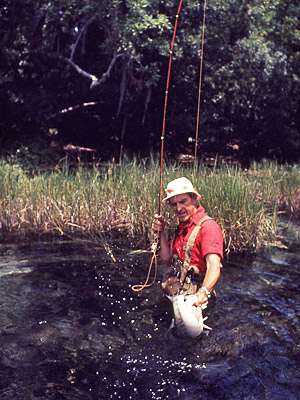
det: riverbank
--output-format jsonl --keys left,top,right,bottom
{"left": 0, "top": 159, "right": 299, "bottom": 253}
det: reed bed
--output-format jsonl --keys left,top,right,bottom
{"left": 0, "top": 159, "right": 299, "bottom": 252}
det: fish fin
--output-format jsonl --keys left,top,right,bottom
{"left": 202, "top": 316, "right": 212, "bottom": 330}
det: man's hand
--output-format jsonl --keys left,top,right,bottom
{"left": 151, "top": 214, "right": 166, "bottom": 234}
{"left": 193, "top": 289, "right": 209, "bottom": 308}
{"left": 151, "top": 214, "right": 172, "bottom": 266}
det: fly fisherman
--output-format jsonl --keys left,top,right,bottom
{"left": 152, "top": 177, "right": 223, "bottom": 337}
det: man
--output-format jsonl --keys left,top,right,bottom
{"left": 152, "top": 176, "right": 223, "bottom": 308}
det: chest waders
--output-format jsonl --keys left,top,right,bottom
{"left": 172, "top": 215, "right": 213, "bottom": 295}
{"left": 165, "top": 215, "right": 214, "bottom": 338}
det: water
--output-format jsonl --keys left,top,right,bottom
{"left": 0, "top": 230, "right": 299, "bottom": 400}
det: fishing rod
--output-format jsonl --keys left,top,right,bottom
{"left": 159, "top": 0, "right": 207, "bottom": 196}
{"left": 131, "top": 0, "right": 184, "bottom": 293}
{"left": 158, "top": 0, "right": 184, "bottom": 215}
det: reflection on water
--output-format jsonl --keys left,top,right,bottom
{"left": 0, "top": 230, "right": 299, "bottom": 400}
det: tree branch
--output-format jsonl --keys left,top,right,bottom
{"left": 92, "top": 53, "right": 125, "bottom": 88}
{"left": 64, "top": 53, "right": 125, "bottom": 89}
{"left": 70, "top": 16, "right": 97, "bottom": 61}
{"left": 142, "top": 86, "right": 152, "bottom": 125}
{"left": 65, "top": 58, "right": 98, "bottom": 86}
{"left": 46, "top": 102, "right": 97, "bottom": 120}
{"left": 117, "top": 59, "right": 130, "bottom": 116}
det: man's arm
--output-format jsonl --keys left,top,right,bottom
{"left": 159, "top": 230, "right": 172, "bottom": 265}
{"left": 193, "top": 253, "right": 221, "bottom": 306}
{"left": 202, "top": 253, "right": 221, "bottom": 292}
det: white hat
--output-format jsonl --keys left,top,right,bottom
{"left": 163, "top": 177, "right": 202, "bottom": 202}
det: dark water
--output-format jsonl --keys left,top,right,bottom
{"left": 0, "top": 228, "right": 299, "bottom": 400}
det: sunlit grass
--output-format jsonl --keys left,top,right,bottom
{"left": 0, "top": 159, "right": 299, "bottom": 252}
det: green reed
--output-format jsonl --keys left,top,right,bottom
{"left": 0, "top": 159, "right": 299, "bottom": 252}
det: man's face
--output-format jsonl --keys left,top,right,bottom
{"left": 169, "top": 193, "right": 198, "bottom": 223}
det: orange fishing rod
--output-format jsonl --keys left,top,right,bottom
{"left": 132, "top": 0, "right": 184, "bottom": 293}
{"left": 158, "top": 0, "right": 184, "bottom": 215}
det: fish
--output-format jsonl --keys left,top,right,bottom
{"left": 168, "top": 293, "right": 211, "bottom": 338}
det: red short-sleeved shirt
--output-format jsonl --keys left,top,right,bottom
{"left": 172, "top": 206, "right": 224, "bottom": 273}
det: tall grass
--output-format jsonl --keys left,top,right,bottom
{"left": 0, "top": 159, "right": 299, "bottom": 252}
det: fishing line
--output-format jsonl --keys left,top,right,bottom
{"left": 131, "top": 241, "right": 158, "bottom": 292}
{"left": 194, "top": 0, "right": 208, "bottom": 171}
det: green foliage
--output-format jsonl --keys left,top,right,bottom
{"left": 1, "top": 160, "right": 299, "bottom": 251}
{"left": 0, "top": 0, "right": 299, "bottom": 161}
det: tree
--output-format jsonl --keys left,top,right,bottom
{"left": 0, "top": 0, "right": 299, "bottom": 163}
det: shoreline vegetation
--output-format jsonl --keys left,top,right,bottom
{"left": 0, "top": 159, "right": 299, "bottom": 253}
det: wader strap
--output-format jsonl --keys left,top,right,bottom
{"left": 180, "top": 215, "right": 213, "bottom": 283}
